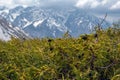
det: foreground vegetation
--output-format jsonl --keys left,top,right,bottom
{"left": 0, "top": 27, "right": 120, "bottom": 80}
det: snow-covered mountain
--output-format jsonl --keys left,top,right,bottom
{"left": 0, "top": 15, "right": 30, "bottom": 41}
{"left": 0, "top": 6, "right": 110, "bottom": 39}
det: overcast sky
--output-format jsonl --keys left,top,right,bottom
{"left": 0, "top": 0, "right": 120, "bottom": 22}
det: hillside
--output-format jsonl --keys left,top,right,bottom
{"left": 0, "top": 26, "right": 120, "bottom": 80}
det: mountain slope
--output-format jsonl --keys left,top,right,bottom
{"left": 0, "top": 6, "right": 110, "bottom": 38}
{"left": 0, "top": 15, "right": 30, "bottom": 41}
{"left": 0, "top": 25, "right": 10, "bottom": 41}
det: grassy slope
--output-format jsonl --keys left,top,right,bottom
{"left": 0, "top": 28, "right": 120, "bottom": 80}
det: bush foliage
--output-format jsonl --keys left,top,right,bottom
{"left": 0, "top": 27, "right": 120, "bottom": 80}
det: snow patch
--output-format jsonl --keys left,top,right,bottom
{"left": 14, "top": 27, "right": 20, "bottom": 30}
{"left": 0, "top": 9, "right": 9, "bottom": 14}
{"left": 53, "top": 31, "right": 56, "bottom": 37}
{"left": 33, "top": 19, "right": 44, "bottom": 27}
{"left": 0, "top": 27, "right": 10, "bottom": 41}
{"left": 88, "top": 22, "right": 93, "bottom": 31}
{"left": 23, "top": 22, "right": 32, "bottom": 28}
{"left": 77, "top": 20, "right": 83, "bottom": 26}
{"left": 11, "top": 13, "right": 19, "bottom": 19}
{"left": 22, "top": 18, "right": 32, "bottom": 28}
{"left": 47, "top": 17, "right": 68, "bottom": 32}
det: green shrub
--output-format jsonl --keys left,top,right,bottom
{"left": 0, "top": 26, "right": 120, "bottom": 79}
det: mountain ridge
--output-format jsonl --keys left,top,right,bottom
{"left": 0, "top": 6, "right": 110, "bottom": 40}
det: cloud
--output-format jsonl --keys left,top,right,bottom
{"left": 110, "top": 1, "right": 120, "bottom": 10}
{"left": 36, "top": 0, "right": 77, "bottom": 7}
{"left": 0, "top": 0, "right": 77, "bottom": 8}
{"left": 75, "top": 0, "right": 120, "bottom": 22}
{"left": 0, "top": 0, "right": 119, "bottom": 10}
{"left": 0, "top": 0, "right": 14, "bottom": 7}
{"left": 76, "top": 0, "right": 108, "bottom": 8}
{"left": 0, "top": 0, "right": 119, "bottom": 22}
{"left": 0, "top": 0, "right": 35, "bottom": 8}
{"left": 14, "top": 0, "right": 34, "bottom": 5}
